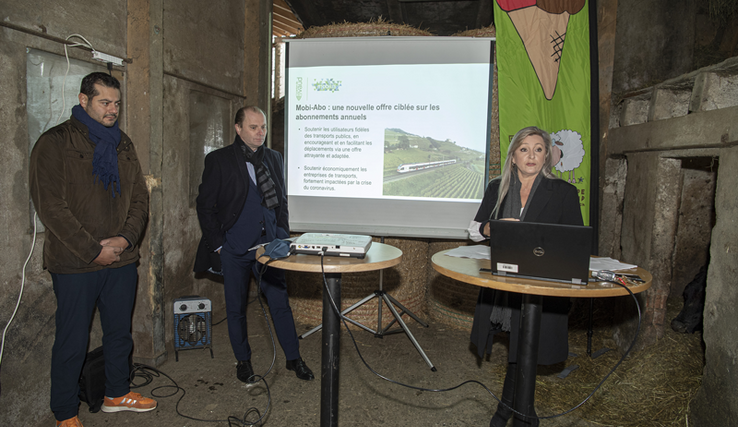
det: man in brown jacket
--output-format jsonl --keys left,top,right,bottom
{"left": 29, "top": 72, "right": 155, "bottom": 427}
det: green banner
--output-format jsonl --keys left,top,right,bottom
{"left": 495, "top": 0, "right": 591, "bottom": 225}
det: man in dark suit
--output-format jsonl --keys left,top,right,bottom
{"left": 195, "top": 106, "right": 313, "bottom": 383}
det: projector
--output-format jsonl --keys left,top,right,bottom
{"left": 290, "top": 233, "right": 372, "bottom": 258}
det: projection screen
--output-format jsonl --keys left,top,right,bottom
{"left": 284, "top": 37, "right": 495, "bottom": 239}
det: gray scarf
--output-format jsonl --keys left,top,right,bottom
{"left": 238, "top": 137, "right": 280, "bottom": 210}
{"left": 501, "top": 169, "right": 544, "bottom": 220}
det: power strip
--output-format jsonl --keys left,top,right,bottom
{"left": 92, "top": 51, "right": 124, "bottom": 67}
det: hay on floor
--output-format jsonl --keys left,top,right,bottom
{"left": 482, "top": 297, "right": 704, "bottom": 426}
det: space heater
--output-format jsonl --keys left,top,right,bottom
{"left": 173, "top": 296, "right": 213, "bottom": 361}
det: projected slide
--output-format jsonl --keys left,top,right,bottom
{"left": 285, "top": 37, "right": 493, "bottom": 238}
{"left": 288, "top": 63, "right": 488, "bottom": 201}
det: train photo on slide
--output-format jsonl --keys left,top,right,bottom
{"left": 396, "top": 159, "right": 457, "bottom": 173}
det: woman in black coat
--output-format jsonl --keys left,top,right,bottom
{"left": 467, "top": 126, "right": 583, "bottom": 427}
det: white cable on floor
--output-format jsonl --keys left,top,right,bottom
{"left": 0, "top": 213, "right": 38, "bottom": 366}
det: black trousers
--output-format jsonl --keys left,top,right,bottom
{"left": 50, "top": 263, "right": 137, "bottom": 421}
{"left": 220, "top": 246, "right": 300, "bottom": 362}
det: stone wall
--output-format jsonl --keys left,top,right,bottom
{"left": 0, "top": 1, "right": 269, "bottom": 425}
{"left": 0, "top": 3, "right": 131, "bottom": 425}
{"left": 603, "top": 57, "right": 738, "bottom": 425}
{"left": 611, "top": 0, "right": 697, "bottom": 94}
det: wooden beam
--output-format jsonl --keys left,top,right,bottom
{"left": 273, "top": 15, "right": 303, "bottom": 33}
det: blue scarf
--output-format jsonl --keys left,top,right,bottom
{"left": 72, "top": 104, "right": 121, "bottom": 197}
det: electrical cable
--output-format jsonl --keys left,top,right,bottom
{"left": 533, "top": 277, "right": 642, "bottom": 421}
{"left": 2, "top": 41, "right": 81, "bottom": 366}
{"left": 128, "top": 362, "right": 267, "bottom": 427}
{"left": 0, "top": 213, "right": 38, "bottom": 367}
{"left": 316, "top": 253, "right": 498, "bottom": 393}
{"left": 125, "top": 253, "right": 641, "bottom": 425}
{"left": 1, "top": 31, "right": 94, "bottom": 388}
{"left": 141, "top": 260, "right": 280, "bottom": 426}
{"left": 57, "top": 34, "right": 95, "bottom": 125}
{"left": 317, "top": 253, "right": 643, "bottom": 422}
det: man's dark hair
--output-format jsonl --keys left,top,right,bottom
{"left": 80, "top": 72, "right": 121, "bottom": 100}
{"left": 235, "top": 106, "right": 266, "bottom": 125}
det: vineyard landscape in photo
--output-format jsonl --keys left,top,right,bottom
{"left": 383, "top": 128, "right": 485, "bottom": 199}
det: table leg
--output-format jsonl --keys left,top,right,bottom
{"left": 321, "top": 273, "right": 342, "bottom": 427}
{"left": 513, "top": 294, "right": 542, "bottom": 427}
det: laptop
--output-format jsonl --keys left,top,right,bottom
{"left": 488, "top": 220, "right": 593, "bottom": 285}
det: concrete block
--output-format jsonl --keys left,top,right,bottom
{"left": 614, "top": 154, "right": 680, "bottom": 350}
{"left": 649, "top": 156, "right": 682, "bottom": 299}
{"left": 609, "top": 101, "right": 623, "bottom": 129}
{"left": 598, "top": 157, "right": 628, "bottom": 259}
{"left": 648, "top": 87, "right": 692, "bottom": 121}
{"left": 620, "top": 95, "right": 651, "bottom": 126}
{"left": 690, "top": 71, "right": 738, "bottom": 112}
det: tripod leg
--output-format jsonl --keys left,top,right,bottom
{"left": 383, "top": 294, "right": 436, "bottom": 371}
{"left": 384, "top": 293, "right": 429, "bottom": 327}
{"left": 341, "top": 316, "right": 379, "bottom": 334}
{"left": 377, "top": 290, "right": 383, "bottom": 333}
{"left": 300, "top": 292, "right": 380, "bottom": 338}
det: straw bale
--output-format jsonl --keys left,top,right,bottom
{"left": 452, "top": 25, "right": 496, "bottom": 38}
{"left": 295, "top": 18, "right": 433, "bottom": 39}
{"left": 288, "top": 237, "right": 429, "bottom": 331}
{"left": 426, "top": 240, "right": 478, "bottom": 330}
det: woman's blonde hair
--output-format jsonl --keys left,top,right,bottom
{"left": 491, "top": 126, "right": 557, "bottom": 218}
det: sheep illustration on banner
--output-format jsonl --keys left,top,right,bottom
{"left": 552, "top": 129, "right": 585, "bottom": 183}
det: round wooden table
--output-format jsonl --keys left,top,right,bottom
{"left": 257, "top": 242, "right": 402, "bottom": 427}
{"left": 431, "top": 249, "right": 652, "bottom": 427}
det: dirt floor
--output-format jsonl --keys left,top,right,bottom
{"left": 45, "top": 297, "right": 702, "bottom": 427}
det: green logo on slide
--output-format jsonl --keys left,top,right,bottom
{"left": 312, "top": 79, "right": 341, "bottom": 93}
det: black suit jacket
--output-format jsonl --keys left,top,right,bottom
{"left": 193, "top": 140, "right": 289, "bottom": 273}
{"left": 473, "top": 175, "right": 583, "bottom": 226}
{"left": 470, "top": 175, "right": 584, "bottom": 365}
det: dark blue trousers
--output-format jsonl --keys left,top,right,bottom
{"left": 220, "top": 247, "right": 300, "bottom": 362}
{"left": 50, "top": 263, "right": 137, "bottom": 421}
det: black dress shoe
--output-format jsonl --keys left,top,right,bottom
{"left": 286, "top": 357, "right": 314, "bottom": 381}
{"left": 237, "top": 360, "right": 256, "bottom": 384}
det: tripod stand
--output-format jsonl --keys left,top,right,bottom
{"left": 299, "top": 239, "right": 436, "bottom": 371}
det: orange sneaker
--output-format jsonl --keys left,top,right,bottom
{"left": 56, "top": 416, "right": 83, "bottom": 426}
{"left": 100, "top": 391, "right": 157, "bottom": 413}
